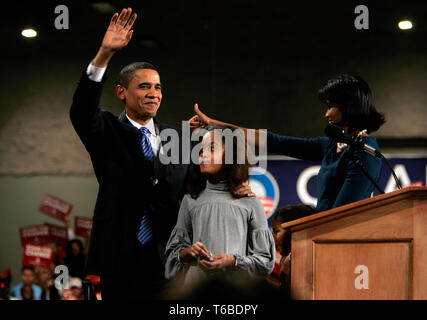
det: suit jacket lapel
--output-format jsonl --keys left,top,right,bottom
{"left": 117, "top": 110, "right": 146, "bottom": 162}
{"left": 118, "top": 111, "right": 165, "bottom": 180}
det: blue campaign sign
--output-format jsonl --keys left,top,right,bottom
{"left": 249, "top": 156, "right": 427, "bottom": 224}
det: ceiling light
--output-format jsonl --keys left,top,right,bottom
{"left": 21, "top": 28, "right": 38, "bottom": 38}
{"left": 90, "top": 2, "right": 116, "bottom": 14}
{"left": 398, "top": 20, "right": 413, "bottom": 30}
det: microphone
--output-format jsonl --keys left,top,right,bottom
{"left": 324, "top": 123, "right": 382, "bottom": 158}
{"left": 324, "top": 123, "right": 402, "bottom": 190}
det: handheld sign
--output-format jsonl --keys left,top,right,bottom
{"left": 74, "top": 217, "right": 93, "bottom": 238}
{"left": 45, "top": 223, "right": 69, "bottom": 248}
{"left": 19, "top": 225, "right": 52, "bottom": 247}
{"left": 39, "top": 194, "right": 73, "bottom": 222}
{"left": 22, "top": 244, "right": 54, "bottom": 269}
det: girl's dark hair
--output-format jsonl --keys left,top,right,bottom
{"left": 272, "top": 204, "right": 317, "bottom": 223}
{"left": 318, "top": 75, "right": 386, "bottom": 133}
{"left": 187, "top": 125, "right": 253, "bottom": 199}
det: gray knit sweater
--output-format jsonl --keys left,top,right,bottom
{"left": 164, "top": 180, "right": 275, "bottom": 289}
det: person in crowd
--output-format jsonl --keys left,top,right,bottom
{"left": 64, "top": 239, "right": 86, "bottom": 280}
{"left": 0, "top": 268, "right": 17, "bottom": 300}
{"left": 10, "top": 266, "right": 42, "bottom": 300}
{"left": 165, "top": 125, "right": 275, "bottom": 297}
{"left": 190, "top": 75, "right": 386, "bottom": 212}
{"left": 70, "top": 277, "right": 84, "bottom": 300}
{"left": 70, "top": 8, "right": 252, "bottom": 300}
{"left": 20, "top": 284, "right": 35, "bottom": 300}
{"left": 60, "top": 278, "right": 83, "bottom": 300}
{"left": 35, "top": 267, "right": 60, "bottom": 300}
{"left": 271, "top": 204, "right": 317, "bottom": 298}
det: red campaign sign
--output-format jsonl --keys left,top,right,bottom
{"left": 19, "top": 225, "right": 52, "bottom": 247}
{"left": 85, "top": 275, "right": 101, "bottom": 286}
{"left": 0, "top": 268, "right": 12, "bottom": 279}
{"left": 38, "top": 194, "right": 73, "bottom": 222}
{"left": 74, "top": 216, "right": 93, "bottom": 238}
{"left": 44, "top": 223, "right": 69, "bottom": 248}
{"left": 22, "top": 244, "right": 54, "bottom": 270}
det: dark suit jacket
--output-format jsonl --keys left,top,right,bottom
{"left": 70, "top": 70, "right": 190, "bottom": 277}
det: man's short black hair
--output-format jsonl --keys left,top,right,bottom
{"left": 118, "top": 62, "right": 158, "bottom": 88}
{"left": 318, "top": 75, "right": 386, "bottom": 133}
{"left": 21, "top": 266, "right": 34, "bottom": 273}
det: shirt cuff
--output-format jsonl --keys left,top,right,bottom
{"left": 86, "top": 63, "right": 107, "bottom": 82}
{"left": 233, "top": 254, "right": 239, "bottom": 267}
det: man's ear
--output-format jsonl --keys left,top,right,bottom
{"left": 116, "top": 84, "right": 126, "bottom": 102}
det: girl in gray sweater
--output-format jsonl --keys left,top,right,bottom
{"left": 164, "top": 125, "right": 275, "bottom": 295}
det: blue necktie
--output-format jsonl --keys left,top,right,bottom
{"left": 139, "top": 127, "right": 154, "bottom": 162}
{"left": 137, "top": 127, "right": 154, "bottom": 246}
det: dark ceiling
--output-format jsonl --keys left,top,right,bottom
{"left": 2, "top": 0, "right": 427, "bottom": 144}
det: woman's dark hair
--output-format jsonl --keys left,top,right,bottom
{"left": 187, "top": 125, "right": 253, "bottom": 199}
{"left": 20, "top": 284, "right": 34, "bottom": 300}
{"left": 272, "top": 204, "right": 317, "bottom": 224}
{"left": 318, "top": 75, "right": 386, "bottom": 133}
{"left": 66, "top": 239, "right": 84, "bottom": 257}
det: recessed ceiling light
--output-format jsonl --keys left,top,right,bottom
{"left": 90, "top": 2, "right": 116, "bottom": 14}
{"left": 398, "top": 20, "right": 413, "bottom": 30}
{"left": 21, "top": 28, "right": 38, "bottom": 38}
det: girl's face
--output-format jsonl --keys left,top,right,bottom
{"left": 199, "top": 131, "right": 225, "bottom": 180}
{"left": 272, "top": 219, "right": 291, "bottom": 255}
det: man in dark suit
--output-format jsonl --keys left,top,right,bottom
{"left": 70, "top": 7, "right": 254, "bottom": 300}
{"left": 70, "top": 7, "right": 192, "bottom": 299}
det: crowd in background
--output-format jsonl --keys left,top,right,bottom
{"left": 0, "top": 238, "right": 93, "bottom": 300}
{"left": 0, "top": 203, "right": 315, "bottom": 300}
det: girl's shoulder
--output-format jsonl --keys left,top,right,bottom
{"left": 234, "top": 194, "right": 265, "bottom": 212}
{"left": 181, "top": 193, "right": 197, "bottom": 208}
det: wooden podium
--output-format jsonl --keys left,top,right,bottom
{"left": 282, "top": 186, "right": 427, "bottom": 300}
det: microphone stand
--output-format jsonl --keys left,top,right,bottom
{"left": 325, "top": 123, "right": 402, "bottom": 193}
{"left": 352, "top": 135, "right": 403, "bottom": 191}
{"left": 346, "top": 145, "right": 385, "bottom": 194}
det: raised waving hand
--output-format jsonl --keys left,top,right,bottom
{"left": 92, "top": 8, "right": 137, "bottom": 68}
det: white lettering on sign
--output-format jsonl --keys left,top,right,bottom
{"left": 51, "top": 227, "right": 67, "bottom": 238}
{"left": 384, "top": 164, "right": 411, "bottom": 193}
{"left": 25, "top": 245, "right": 52, "bottom": 259}
{"left": 77, "top": 219, "right": 92, "bottom": 229}
{"left": 296, "top": 165, "right": 320, "bottom": 207}
{"left": 43, "top": 196, "right": 71, "bottom": 213}
{"left": 22, "top": 226, "right": 49, "bottom": 238}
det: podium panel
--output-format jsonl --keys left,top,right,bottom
{"left": 284, "top": 187, "right": 427, "bottom": 300}
{"left": 314, "top": 241, "right": 411, "bottom": 300}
